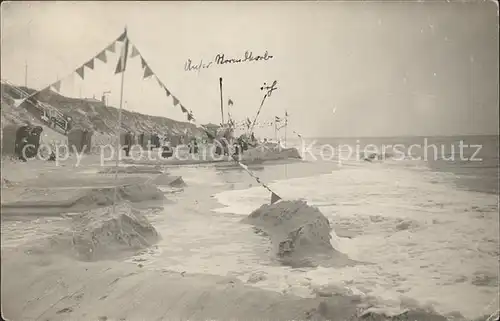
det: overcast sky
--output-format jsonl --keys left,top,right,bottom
{"left": 1, "top": 1, "right": 498, "bottom": 137}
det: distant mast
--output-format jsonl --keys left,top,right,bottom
{"left": 24, "top": 60, "right": 28, "bottom": 88}
{"left": 219, "top": 77, "right": 224, "bottom": 125}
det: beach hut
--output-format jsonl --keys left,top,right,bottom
{"left": 1, "top": 124, "right": 19, "bottom": 156}
{"left": 119, "top": 131, "right": 134, "bottom": 156}
{"left": 137, "top": 133, "right": 145, "bottom": 148}
{"left": 68, "top": 128, "right": 93, "bottom": 154}
{"left": 1, "top": 124, "right": 43, "bottom": 160}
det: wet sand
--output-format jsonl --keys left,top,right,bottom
{"left": 0, "top": 155, "right": 476, "bottom": 321}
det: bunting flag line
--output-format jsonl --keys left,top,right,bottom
{"left": 293, "top": 130, "right": 303, "bottom": 139}
{"left": 111, "top": 33, "right": 283, "bottom": 203}
{"left": 15, "top": 30, "right": 131, "bottom": 126}
{"left": 155, "top": 76, "right": 164, "bottom": 89}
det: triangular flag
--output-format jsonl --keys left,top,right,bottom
{"left": 164, "top": 88, "right": 171, "bottom": 97}
{"left": 115, "top": 30, "right": 129, "bottom": 74}
{"left": 143, "top": 65, "right": 154, "bottom": 79}
{"left": 172, "top": 96, "right": 179, "bottom": 106}
{"left": 187, "top": 113, "right": 194, "bottom": 121}
{"left": 51, "top": 80, "right": 61, "bottom": 92}
{"left": 270, "top": 192, "right": 281, "bottom": 204}
{"left": 75, "top": 66, "right": 85, "bottom": 80}
{"left": 116, "top": 30, "right": 127, "bottom": 42}
{"left": 140, "top": 57, "right": 147, "bottom": 69}
{"left": 228, "top": 99, "right": 234, "bottom": 106}
{"left": 96, "top": 50, "right": 107, "bottom": 63}
{"left": 130, "top": 46, "right": 140, "bottom": 58}
{"left": 106, "top": 42, "right": 116, "bottom": 53}
{"left": 180, "top": 105, "right": 188, "bottom": 113}
{"left": 84, "top": 58, "right": 94, "bottom": 70}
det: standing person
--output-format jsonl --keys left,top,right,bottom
{"left": 124, "top": 131, "right": 132, "bottom": 157}
{"left": 15, "top": 126, "right": 30, "bottom": 162}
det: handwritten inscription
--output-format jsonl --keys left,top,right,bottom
{"left": 184, "top": 51, "right": 274, "bottom": 73}
{"left": 184, "top": 59, "right": 213, "bottom": 73}
{"left": 215, "top": 51, "right": 273, "bottom": 65}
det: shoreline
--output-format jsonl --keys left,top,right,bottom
{"left": 1, "top": 156, "right": 496, "bottom": 321}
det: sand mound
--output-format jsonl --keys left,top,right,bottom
{"left": 242, "top": 200, "right": 354, "bottom": 268}
{"left": 1, "top": 183, "right": 165, "bottom": 216}
{"left": 77, "top": 183, "right": 165, "bottom": 205}
{"left": 28, "top": 202, "right": 160, "bottom": 261}
{"left": 151, "top": 174, "right": 186, "bottom": 187}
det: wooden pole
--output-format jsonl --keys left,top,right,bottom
{"left": 284, "top": 111, "right": 288, "bottom": 148}
{"left": 113, "top": 27, "right": 127, "bottom": 213}
{"left": 24, "top": 61, "right": 28, "bottom": 88}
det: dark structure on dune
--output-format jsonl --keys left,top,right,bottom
{"left": 1, "top": 124, "right": 43, "bottom": 161}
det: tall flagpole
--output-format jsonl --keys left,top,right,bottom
{"left": 113, "top": 27, "right": 128, "bottom": 213}
{"left": 219, "top": 77, "right": 224, "bottom": 125}
{"left": 284, "top": 110, "right": 288, "bottom": 148}
{"left": 274, "top": 118, "right": 278, "bottom": 142}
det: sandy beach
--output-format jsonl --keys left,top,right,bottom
{"left": 2, "top": 149, "right": 497, "bottom": 321}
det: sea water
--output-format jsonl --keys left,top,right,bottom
{"left": 133, "top": 135, "right": 499, "bottom": 319}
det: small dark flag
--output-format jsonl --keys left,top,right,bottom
{"left": 96, "top": 50, "right": 107, "bottom": 63}
{"left": 143, "top": 65, "right": 154, "bottom": 79}
{"left": 130, "top": 46, "right": 140, "bottom": 58}
{"left": 180, "top": 105, "right": 188, "bottom": 113}
{"left": 228, "top": 99, "right": 234, "bottom": 106}
{"left": 106, "top": 42, "right": 116, "bottom": 53}
{"left": 270, "top": 192, "right": 281, "bottom": 204}
{"left": 51, "top": 80, "right": 61, "bottom": 92}
{"left": 75, "top": 66, "right": 85, "bottom": 80}
{"left": 117, "top": 31, "right": 127, "bottom": 42}
{"left": 84, "top": 59, "right": 95, "bottom": 70}
{"left": 172, "top": 96, "right": 179, "bottom": 106}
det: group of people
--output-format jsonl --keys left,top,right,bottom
{"left": 118, "top": 127, "right": 260, "bottom": 160}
